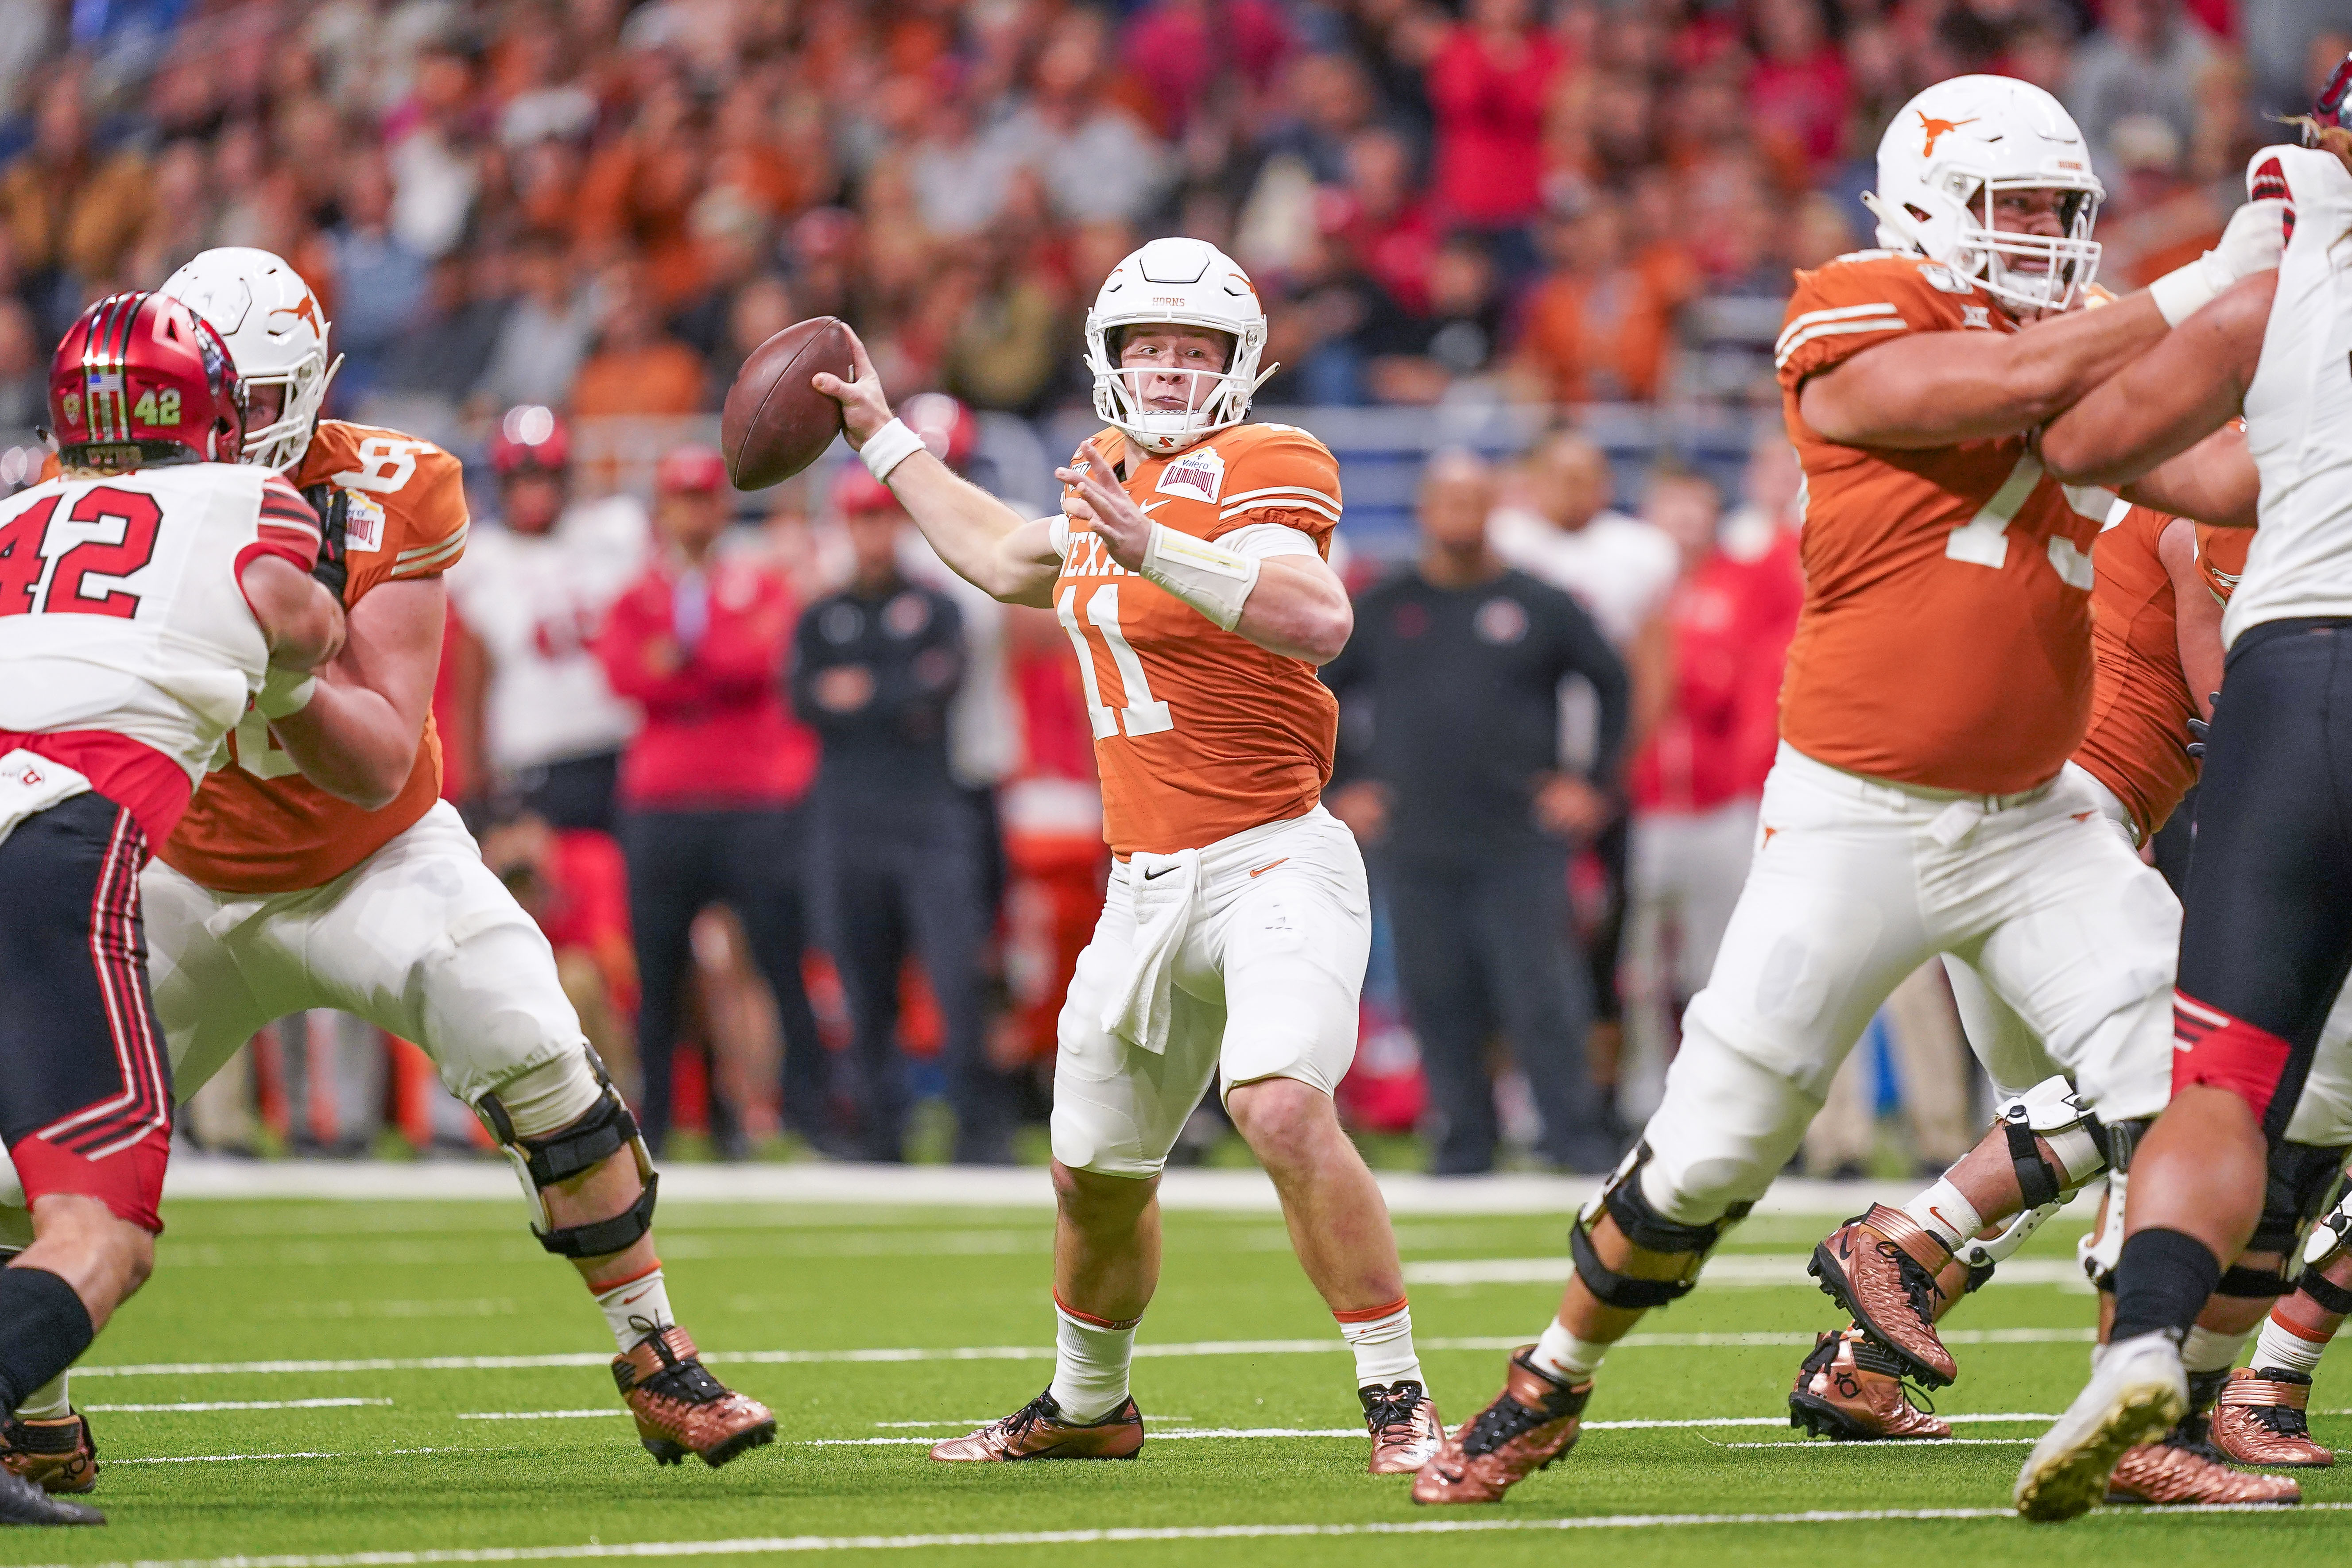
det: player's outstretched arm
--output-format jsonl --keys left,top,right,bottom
{"left": 2116, "top": 423, "right": 2260, "bottom": 530}
{"left": 266, "top": 577, "right": 444, "bottom": 810}
{"left": 240, "top": 554, "right": 345, "bottom": 672}
{"left": 1800, "top": 290, "right": 2173, "bottom": 449}
{"left": 812, "top": 330, "right": 1062, "bottom": 608}
{"left": 1803, "top": 200, "right": 2283, "bottom": 450}
{"left": 1060, "top": 440, "right": 1353, "bottom": 665}
{"left": 2040, "top": 272, "right": 2274, "bottom": 499}
{"left": 2158, "top": 517, "right": 2225, "bottom": 718}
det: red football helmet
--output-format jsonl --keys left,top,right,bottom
{"left": 49, "top": 291, "right": 244, "bottom": 470}
{"left": 489, "top": 404, "right": 570, "bottom": 477}
{"left": 832, "top": 464, "right": 899, "bottom": 515}
{"left": 656, "top": 444, "right": 727, "bottom": 494}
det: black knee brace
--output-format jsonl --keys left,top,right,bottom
{"left": 2297, "top": 1266, "right": 2352, "bottom": 1316}
{"left": 475, "top": 1050, "right": 660, "bottom": 1258}
{"left": 2214, "top": 1142, "right": 2348, "bottom": 1297}
{"left": 1567, "top": 1144, "right": 1750, "bottom": 1311}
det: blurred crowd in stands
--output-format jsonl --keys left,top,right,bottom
{"left": 0, "top": 0, "right": 2332, "bottom": 1172}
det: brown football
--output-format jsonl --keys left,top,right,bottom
{"left": 721, "top": 316, "right": 854, "bottom": 489}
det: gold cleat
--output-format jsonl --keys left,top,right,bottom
{"left": 1789, "top": 1328, "right": 1951, "bottom": 1441}
{"left": 2210, "top": 1368, "right": 2333, "bottom": 1468}
{"left": 2106, "top": 1432, "right": 2302, "bottom": 1506}
{"left": 928, "top": 1391, "right": 1144, "bottom": 1462}
{"left": 1361, "top": 1380, "right": 1442, "bottom": 1475}
{"left": 612, "top": 1327, "right": 777, "bottom": 1467}
{"left": 0, "top": 1413, "right": 97, "bottom": 1494}
{"left": 1411, "top": 1349, "right": 1590, "bottom": 1505}
{"left": 1809, "top": 1205, "right": 1957, "bottom": 1387}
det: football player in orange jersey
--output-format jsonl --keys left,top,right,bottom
{"left": 1411, "top": 75, "right": 2286, "bottom": 1507}
{"left": 0, "top": 250, "right": 773, "bottom": 1498}
{"left": 1786, "top": 503, "right": 2331, "bottom": 1505}
{"left": 813, "top": 237, "right": 1442, "bottom": 1474}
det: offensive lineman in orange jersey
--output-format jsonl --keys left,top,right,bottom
{"left": 0, "top": 250, "right": 772, "bottom": 1498}
{"left": 1414, "top": 74, "right": 2287, "bottom": 1507}
{"left": 812, "top": 237, "right": 1442, "bottom": 1475}
{"left": 1784, "top": 502, "right": 2326, "bottom": 1506}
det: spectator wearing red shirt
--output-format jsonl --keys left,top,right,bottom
{"left": 593, "top": 445, "right": 828, "bottom": 1158}
{"left": 1619, "top": 469, "right": 1801, "bottom": 1118}
{"left": 1426, "top": 0, "right": 1565, "bottom": 280}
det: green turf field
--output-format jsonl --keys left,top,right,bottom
{"left": 11, "top": 1193, "right": 2345, "bottom": 1565}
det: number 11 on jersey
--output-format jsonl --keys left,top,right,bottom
{"left": 1058, "top": 583, "right": 1174, "bottom": 739}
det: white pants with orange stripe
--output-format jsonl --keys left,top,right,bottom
{"left": 1945, "top": 764, "right": 2352, "bottom": 1146}
{"left": 1635, "top": 744, "right": 2178, "bottom": 1225}
{"left": 1051, "top": 806, "right": 1370, "bottom": 1179}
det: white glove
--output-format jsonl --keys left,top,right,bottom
{"left": 2147, "top": 198, "right": 2287, "bottom": 326}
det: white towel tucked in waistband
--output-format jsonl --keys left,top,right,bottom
{"left": 0, "top": 748, "right": 91, "bottom": 851}
{"left": 1099, "top": 847, "right": 1201, "bottom": 1053}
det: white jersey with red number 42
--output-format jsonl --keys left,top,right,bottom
{"left": 0, "top": 463, "right": 320, "bottom": 783}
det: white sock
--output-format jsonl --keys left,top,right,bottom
{"left": 12, "top": 1372, "right": 69, "bottom": 1422}
{"left": 1336, "top": 1297, "right": 1421, "bottom": 1389}
{"left": 1528, "top": 1317, "right": 1608, "bottom": 1385}
{"left": 1904, "top": 1177, "right": 1983, "bottom": 1253}
{"left": 2180, "top": 1323, "right": 2252, "bottom": 1375}
{"left": 1048, "top": 1298, "right": 1137, "bottom": 1423}
{"left": 2252, "top": 1309, "right": 2332, "bottom": 1378}
{"left": 593, "top": 1264, "right": 674, "bottom": 1354}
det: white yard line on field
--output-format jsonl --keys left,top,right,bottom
{"left": 110, "top": 1446, "right": 486, "bottom": 1466}
{"left": 1407, "top": 1256, "right": 2091, "bottom": 1289}
{"left": 21, "top": 1504, "right": 2350, "bottom": 1567}
{"left": 84, "top": 1399, "right": 393, "bottom": 1413}
{"left": 807, "top": 1413, "right": 2066, "bottom": 1445}
{"left": 1714, "top": 1437, "right": 2035, "bottom": 1448}
{"left": 73, "top": 1328, "right": 2095, "bottom": 1379}
{"left": 455, "top": 1410, "right": 627, "bottom": 1421}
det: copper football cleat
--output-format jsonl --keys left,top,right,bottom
{"left": 1789, "top": 1328, "right": 1951, "bottom": 1441}
{"left": 1410, "top": 1348, "right": 1590, "bottom": 1505}
{"left": 0, "top": 1413, "right": 97, "bottom": 1494}
{"left": 1361, "top": 1379, "right": 1443, "bottom": 1475}
{"left": 1809, "top": 1204, "right": 1957, "bottom": 1387}
{"left": 2210, "top": 1367, "right": 2333, "bottom": 1468}
{"left": 929, "top": 1390, "right": 1145, "bottom": 1461}
{"left": 612, "top": 1326, "right": 777, "bottom": 1467}
{"left": 2105, "top": 1431, "right": 2301, "bottom": 1506}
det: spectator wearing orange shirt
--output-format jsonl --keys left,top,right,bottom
{"left": 570, "top": 266, "right": 708, "bottom": 419}
{"left": 593, "top": 447, "right": 828, "bottom": 1156}
{"left": 1514, "top": 197, "right": 1695, "bottom": 406}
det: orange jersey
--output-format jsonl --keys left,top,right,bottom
{"left": 161, "top": 422, "right": 469, "bottom": 892}
{"left": 2195, "top": 523, "right": 2251, "bottom": 606}
{"left": 1054, "top": 422, "right": 1340, "bottom": 856}
{"left": 2073, "top": 505, "right": 2198, "bottom": 841}
{"left": 1775, "top": 253, "right": 2104, "bottom": 794}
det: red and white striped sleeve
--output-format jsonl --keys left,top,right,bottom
{"left": 245, "top": 474, "right": 323, "bottom": 571}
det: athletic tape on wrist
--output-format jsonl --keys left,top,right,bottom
{"left": 859, "top": 417, "right": 926, "bottom": 483}
{"left": 1139, "top": 521, "right": 1259, "bottom": 632}
{"left": 2147, "top": 257, "right": 2221, "bottom": 328}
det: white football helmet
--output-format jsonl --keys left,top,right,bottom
{"left": 1085, "top": 238, "right": 1276, "bottom": 456}
{"left": 1863, "top": 75, "right": 2105, "bottom": 314}
{"left": 159, "top": 246, "right": 341, "bottom": 471}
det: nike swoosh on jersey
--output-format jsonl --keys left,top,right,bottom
{"left": 1141, "top": 865, "right": 1177, "bottom": 880}
{"left": 1248, "top": 858, "right": 1288, "bottom": 877}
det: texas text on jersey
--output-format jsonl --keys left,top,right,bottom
{"left": 1052, "top": 420, "right": 1342, "bottom": 856}
{"left": 160, "top": 420, "right": 467, "bottom": 891}
{"left": 1776, "top": 251, "right": 2106, "bottom": 795}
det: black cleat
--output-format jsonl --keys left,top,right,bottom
{"left": 0, "top": 1466, "right": 101, "bottom": 1525}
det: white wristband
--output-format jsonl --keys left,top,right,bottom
{"left": 2147, "top": 254, "right": 2224, "bottom": 327}
{"left": 859, "top": 417, "right": 926, "bottom": 483}
{"left": 1139, "top": 522, "right": 1260, "bottom": 632}
{"left": 255, "top": 669, "right": 317, "bottom": 719}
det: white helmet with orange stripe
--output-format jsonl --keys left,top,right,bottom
{"left": 1085, "top": 238, "right": 1277, "bottom": 456}
{"left": 1864, "top": 75, "right": 2105, "bottom": 314}
{"left": 160, "top": 246, "right": 341, "bottom": 472}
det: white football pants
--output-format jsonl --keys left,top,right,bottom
{"left": 1051, "top": 806, "right": 1370, "bottom": 1178}
{"left": 1636, "top": 745, "right": 2177, "bottom": 1225}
